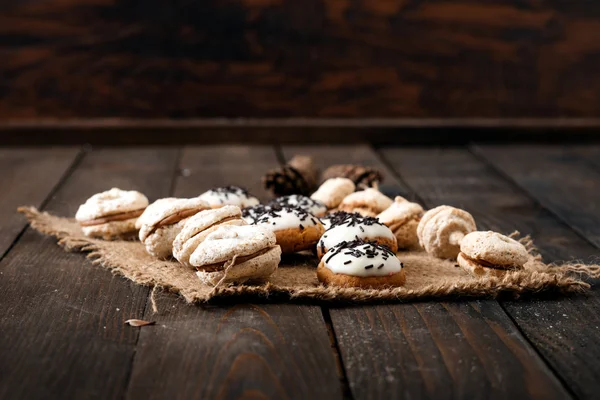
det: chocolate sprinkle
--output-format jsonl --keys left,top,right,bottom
{"left": 364, "top": 265, "right": 374, "bottom": 269}
{"left": 378, "top": 264, "right": 384, "bottom": 269}
{"left": 268, "top": 195, "right": 326, "bottom": 213}
{"left": 344, "top": 260, "right": 351, "bottom": 265}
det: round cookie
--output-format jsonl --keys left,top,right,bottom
{"left": 417, "top": 205, "right": 476, "bottom": 259}
{"left": 190, "top": 224, "right": 281, "bottom": 285}
{"left": 173, "top": 205, "right": 247, "bottom": 266}
{"left": 198, "top": 186, "right": 260, "bottom": 208}
{"left": 139, "top": 197, "right": 210, "bottom": 259}
{"left": 317, "top": 240, "right": 406, "bottom": 289}
{"left": 310, "top": 178, "right": 355, "bottom": 209}
{"left": 317, "top": 213, "right": 397, "bottom": 258}
{"left": 75, "top": 188, "right": 149, "bottom": 240}
{"left": 268, "top": 195, "right": 327, "bottom": 217}
{"left": 338, "top": 188, "right": 393, "bottom": 217}
{"left": 458, "top": 231, "right": 528, "bottom": 277}
{"left": 246, "top": 205, "right": 325, "bottom": 253}
{"left": 377, "top": 197, "right": 424, "bottom": 249}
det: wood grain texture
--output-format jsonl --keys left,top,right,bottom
{"left": 0, "top": 147, "right": 79, "bottom": 257}
{"left": 2, "top": 1, "right": 600, "bottom": 119}
{"left": 380, "top": 146, "right": 600, "bottom": 399}
{"left": 281, "top": 145, "right": 569, "bottom": 399}
{"left": 0, "top": 148, "right": 179, "bottom": 399}
{"left": 126, "top": 146, "right": 343, "bottom": 399}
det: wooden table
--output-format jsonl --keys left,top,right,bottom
{"left": 1, "top": 144, "right": 599, "bottom": 400}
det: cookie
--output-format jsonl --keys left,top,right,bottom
{"left": 310, "top": 178, "right": 355, "bottom": 209}
{"left": 458, "top": 231, "right": 528, "bottom": 277}
{"left": 268, "top": 195, "right": 327, "bottom": 217}
{"left": 244, "top": 205, "right": 325, "bottom": 253}
{"left": 190, "top": 225, "right": 281, "bottom": 285}
{"left": 377, "top": 197, "right": 424, "bottom": 249}
{"left": 338, "top": 188, "right": 393, "bottom": 217}
{"left": 317, "top": 240, "right": 406, "bottom": 289}
{"left": 317, "top": 213, "right": 397, "bottom": 258}
{"left": 198, "top": 185, "right": 260, "bottom": 208}
{"left": 417, "top": 205, "right": 476, "bottom": 259}
{"left": 75, "top": 188, "right": 149, "bottom": 240}
{"left": 139, "top": 197, "right": 210, "bottom": 259}
{"left": 173, "top": 205, "right": 247, "bottom": 266}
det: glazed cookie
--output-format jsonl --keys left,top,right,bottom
{"left": 139, "top": 197, "right": 210, "bottom": 259}
{"left": 417, "top": 205, "right": 476, "bottom": 259}
{"left": 458, "top": 231, "right": 528, "bottom": 277}
{"left": 198, "top": 185, "right": 260, "bottom": 208}
{"left": 190, "top": 225, "right": 281, "bottom": 285}
{"left": 310, "top": 178, "right": 355, "bottom": 209}
{"left": 377, "top": 197, "right": 424, "bottom": 249}
{"left": 338, "top": 188, "right": 393, "bottom": 217}
{"left": 317, "top": 213, "right": 397, "bottom": 258}
{"left": 245, "top": 205, "right": 325, "bottom": 253}
{"left": 317, "top": 240, "right": 406, "bottom": 289}
{"left": 173, "top": 205, "right": 247, "bottom": 266}
{"left": 76, "top": 188, "right": 149, "bottom": 240}
{"left": 268, "top": 195, "right": 327, "bottom": 217}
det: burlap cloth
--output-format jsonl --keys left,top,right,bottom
{"left": 19, "top": 207, "right": 600, "bottom": 304}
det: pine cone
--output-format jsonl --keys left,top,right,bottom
{"left": 322, "top": 164, "right": 383, "bottom": 189}
{"left": 263, "top": 155, "right": 318, "bottom": 197}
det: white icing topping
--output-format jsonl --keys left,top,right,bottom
{"left": 198, "top": 186, "right": 259, "bottom": 208}
{"left": 323, "top": 242, "right": 402, "bottom": 277}
{"left": 269, "top": 195, "right": 327, "bottom": 216}
{"left": 247, "top": 206, "right": 322, "bottom": 231}
{"left": 318, "top": 219, "right": 395, "bottom": 251}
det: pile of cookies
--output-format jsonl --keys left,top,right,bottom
{"left": 75, "top": 177, "right": 529, "bottom": 289}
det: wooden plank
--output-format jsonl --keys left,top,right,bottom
{"left": 473, "top": 145, "right": 600, "bottom": 247}
{"left": 0, "top": 148, "right": 180, "bottom": 399}
{"left": 380, "top": 146, "right": 600, "bottom": 399}
{"left": 0, "top": 147, "right": 80, "bottom": 258}
{"left": 126, "top": 146, "right": 343, "bottom": 399}
{"left": 3, "top": 1, "right": 600, "bottom": 119}
{"left": 282, "top": 145, "right": 569, "bottom": 399}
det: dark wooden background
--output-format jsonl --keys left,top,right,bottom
{"left": 2, "top": 0, "right": 600, "bottom": 122}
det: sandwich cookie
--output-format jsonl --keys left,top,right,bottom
{"left": 458, "top": 231, "right": 528, "bottom": 277}
{"left": 317, "top": 213, "right": 397, "bottom": 259}
{"left": 310, "top": 178, "right": 355, "bottom": 210}
{"left": 190, "top": 225, "right": 281, "bottom": 285}
{"left": 338, "top": 188, "right": 393, "bottom": 217}
{"left": 198, "top": 185, "right": 260, "bottom": 208}
{"left": 139, "top": 197, "right": 209, "bottom": 259}
{"left": 173, "top": 205, "right": 247, "bottom": 266}
{"left": 268, "top": 195, "right": 327, "bottom": 217}
{"left": 417, "top": 205, "right": 476, "bottom": 259}
{"left": 75, "top": 188, "right": 149, "bottom": 240}
{"left": 377, "top": 197, "right": 424, "bottom": 249}
{"left": 245, "top": 205, "right": 325, "bottom": 253}
{"left": 317, "top": 240, "right": 406, "bottom": 289}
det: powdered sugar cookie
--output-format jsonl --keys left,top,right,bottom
{"left": 190, "top": 225, "right": 281, "bottom": 285}
{"left": 75, "top": 188, "right": 149, "bottom": 240}
{"left": 139, "top": 197, "right": 210, "bottom": 259}
{"left": 317, "top": 240, "right": 406, "bottom": 288}
{"left": 338, "top": 188, "right": 393, "bottom": 217}
{"left": 377, "top": 197, "right": 424, "bottom": 249}
{"left": 173, "top": 205, "right": 247, "bottom": 266}
{"left": 458, "top": 231, "right": 528, "bottom": 277}
{"left": 310, "top": 178, "right": 355, "bottom": 209}
{"left": 417, "top": 205, "right": 476, "bottom": 259}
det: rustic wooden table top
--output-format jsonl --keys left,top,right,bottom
{"left": 0, "top": 144, "right": 599, "bottom": 400}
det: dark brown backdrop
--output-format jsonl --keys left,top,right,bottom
{"left": 2, "top": 0, "right": 600, "bottom": 121}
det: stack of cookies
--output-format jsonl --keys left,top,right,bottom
{"left": 74, "top": 165, "right": 529, "bottom": 290}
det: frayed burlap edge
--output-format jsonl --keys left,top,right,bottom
{"left": 18, "top": 207, "right": 600, "bottom": 304}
